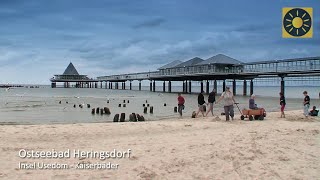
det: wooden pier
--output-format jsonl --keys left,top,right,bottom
{"left": 95, "top": 55, "right": 320, "bottom": 96}
{"left": 50, "top": 62, "right": 98, "bottom": 88}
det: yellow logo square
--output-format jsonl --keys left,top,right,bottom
{"left": 282, "top": 7, "right": 313, "bottom": 38}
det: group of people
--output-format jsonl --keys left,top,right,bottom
{"left": 279, "top": 90, "right": 318, "bottom": 118}
{"left": 177, "top": 88, "right": 319, "bottom": 121}
{"left": 177, "top": 86, "right": 236, "bottom": 121}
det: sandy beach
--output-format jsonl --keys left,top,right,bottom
{"left": 0, "top": 110, "right": 319, "bottom": 180}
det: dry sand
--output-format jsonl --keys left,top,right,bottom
{"left": 0, "top": 110, "right": 319, "bottom": 180}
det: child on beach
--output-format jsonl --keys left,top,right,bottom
{"left": 216, "top": 87, "right": 236, "bottom": 121}
{"left": 303, "top": 91, "right": 310, "bottom": 118}
{"left": 279, "top": 92, "right": 286, "bottom": 118}
{"left": 205, "top": 89, "right": 216, "bottom": 116}
{"left": 309, "top": 106, "right": 319, "bottom": 116}
{"left": 249, "top": 94, "right": 258, "bottom": 109}
{"left": 196, "top": 91, "right": 206, "bottom": 117}
{"left": 177, "top": 93, "right": 185, "bottom": 117}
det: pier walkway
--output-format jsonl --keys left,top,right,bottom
{"left": 95, "top": 55, "right": 320, "bottom": 95}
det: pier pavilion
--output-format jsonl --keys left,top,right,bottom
{"left": 50, "top": 62, "right": 98, "bottom": 88}
{"left": 95, "top": 54, "right": 320, "bottom": 96}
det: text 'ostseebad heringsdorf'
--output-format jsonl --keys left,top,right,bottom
{"left": 18, "top": 149, "right": 132, "bottom": 160}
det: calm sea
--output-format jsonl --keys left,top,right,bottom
{"left": 0, "top": 86, "right": 319, "bottom": 124}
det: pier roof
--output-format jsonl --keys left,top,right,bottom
{"left": 174, "top": 57, "right": 204, "bottom": 68}
{"left": 158, "top": 60, "right": 183, "bottom": 70}
{"left": 63, "top": 62, "right": 79, "bottom": 75}
{"left": 197, "top": 54, "right": 243, "bottom": 65}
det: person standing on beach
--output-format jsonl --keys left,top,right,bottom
{"left": 303, "top": 91, "right": 310, "bottom": 118}
{"left": 196, "top": 91, "right": 206, "bottom": 117}
{"left": 216, "top": 87, "right": 236, "bottom": 121}
{"left": 177, "top": 93, "right": 185, "bottom": 117}
{"left": 205, "top": 89, "right": 216, "bottom": 116}
{"left": 279, "top": 92, "right": 286, "bottom": 118}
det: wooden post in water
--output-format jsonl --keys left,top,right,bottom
{"left": 139, "top": 81, "right": 142, "bottom": 91}
{"left": 130, "top": 81, "right": 132, "bottom": 90}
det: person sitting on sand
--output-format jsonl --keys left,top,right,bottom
{"left": 249, "top": 94, "right": 258, "bottom": 109}
{"left": 216, "top": 87, "right": 236, "bottom": 121}
{"left": 309, "top": 106, "right": 319, "bottom": 116}
{"left": 279, "top": 92, "right": 286, "bottom": 118}
{"left": 177, "top": 93, "right": 185, "bottom": 117}
{"left": 196, "top": 91, "right": 206, "bottom": 117}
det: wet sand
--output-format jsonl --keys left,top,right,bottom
{"left": 0, "top": 110, "right": 319, "bottom": 179}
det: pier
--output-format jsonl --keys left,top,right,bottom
{"left": 94, "top": 55, "right": 320, "bottom": 96}
{"left": 50, "top": 62, "right": 98, "bottom": 88}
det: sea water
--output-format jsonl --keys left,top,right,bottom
{"left": 0, "top": 86, "right": 319, "bottom": 124}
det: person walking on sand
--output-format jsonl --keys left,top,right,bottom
{"left": 196, "top": 91, "right": 206, "bottom": 117}
{"left": 177, "top": 93, "right": 185, "bottom": 117}
{"left": 279, "top": 92, "right": 286, "bottom": 118}
{"left": 205, "top": 89, "right": 216, "bottom": 116}
{"left": 303, "top": 91, "right": 310, "bottom": 118}
{"left": 216, "top": 87, "right": 236, "bottom": 121}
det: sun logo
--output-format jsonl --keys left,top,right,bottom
{"left": 282, "top": 7, "right": 313, "bottom": 38}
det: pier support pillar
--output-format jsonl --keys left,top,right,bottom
{"left": 150, "top": 81, "right": 152, "bottom": 91}
{"left": 163, "top": 81, "right": 166, "bottom": 92}
{"left": 168, "top": 81, "right": 172, "bottom": 93}
{"left": 233, "top": 79, "right": 236, "bottom": 96}
{"left": 105, "top": 81, "right": 107, "bottom": 89}
{"left": 243, "top": 80, "right": 247, "bottom": 96}
{"left": 130, "top": 81, "right": 132, "bottom": 90}
{"left": 281, "top": 77, "right": 285, "bottom": 96}
{"left": 214, "top": 80, "right": 217, "bottom": 92}
{"left": 189, "top": 81, "right": 192, "bottom": 93}
{"left": 51, "top": 82, "right": 56, "bottom": 88}
{"left": 100, "top": 82, "right": 102, "bottom": 88}
{"left": 123, "top": 82, "right": 126, "bottom": 90}
{"left": 250, "top": 80, "right": 254, "bottom": 95}
{"left": 206, "top": 80, "right": 209, "bottom": 94}
{"left": 200, "top": 81, "right": 204, "bottom": 93}
{"left": 110, "top": 82, "right": 113, "bottom": 89}
{"left": 153, "top": 81, "right": 156, "bottom": 92}
{"left": 223, "top": 80, "right": 226, "bottom": 92}
{"left": 115, "top": 82, "right": 118, "bottom": 90}
{"left": 185, "top": 80, "right": 188, "bottom": 93}
{"left": 183, "top": 81, "right": 185, "bottom": 93}
{"left": 95, "top": 82, "right": 98, "bottom": 88}
{"left": 139, "top": 81, "right": 142, "bottom": 91}
{"left": 89, "top": 82, "right": 92, "bottom": 88}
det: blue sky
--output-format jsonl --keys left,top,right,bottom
{"left": 0, "top": 0, "right": 319, "bottom": 84}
